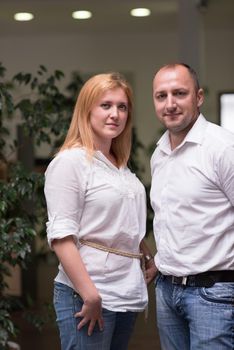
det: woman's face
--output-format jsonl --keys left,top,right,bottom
{"left": 89, "top": 87, "right": 129, "bottom": 149}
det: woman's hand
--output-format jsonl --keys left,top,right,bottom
{"left": 74, "top": 293, "right": 104, "bottom": 336}
{"left": 52, "top": 237, "right": 104, "bottom": 336}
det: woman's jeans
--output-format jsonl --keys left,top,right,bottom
{"left": 155, "top": 274, "right": 234, "bottom": 350}
{"left": 54, "top": 282, "right": 137, "bottom": 350}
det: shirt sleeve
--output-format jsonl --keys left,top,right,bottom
{"left": 217, "top": 144, "right": 234, "bottom": 206}
{"left": 44, "top": 152, "right": 88, "bottom": 248}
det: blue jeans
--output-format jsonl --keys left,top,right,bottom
{"left": 54, "top": 282, "right": 137, "bottom": 350}
{"left": 155, "top": 274, "right": 234, "bottom": 350}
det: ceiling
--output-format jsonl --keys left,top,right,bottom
{"left": 0, "top": 0, "right": 233, "bottom": 37}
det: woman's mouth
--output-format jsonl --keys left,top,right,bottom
{"left": 106, "top": 123, "right": 119, "bottom": 127}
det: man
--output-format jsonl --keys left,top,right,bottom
{"left": 150, "top": 63, "right": 234, "bottom": 350}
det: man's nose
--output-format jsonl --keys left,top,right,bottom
{"left": 165, "top": 95, "right": 176, "bottom": 109}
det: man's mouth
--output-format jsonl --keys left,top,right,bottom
{"left": 164, "top": 113, "right": 181, "bottom": 118}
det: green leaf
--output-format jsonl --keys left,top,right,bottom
{"left": 54, "top": 70, "right": 64, "bottom": 80}
{"left": 0, "top": 62, "right": 6, "bottom": 78}
{"left": 39, "top": 64, "right": 47, "bottom": 72}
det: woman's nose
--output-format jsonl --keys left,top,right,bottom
{"left": 110, "top": 106, "right": 118, "bottom": 117}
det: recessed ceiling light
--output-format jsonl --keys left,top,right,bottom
{"left": 14, "top": 12, "right": 34, "bottom": 21}
{"left": 72, "top": 10, "right": 92, "bottom": 20}
{"left": 130, "top": 8, "right": 151, "bottom": 17}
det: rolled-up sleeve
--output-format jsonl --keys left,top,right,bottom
{"left": 44, "top": 151, "right": 87, "bottom": 248}
{"left": 217, "top": 145, "right": 234, "bottom": 206}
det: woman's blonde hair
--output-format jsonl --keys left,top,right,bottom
{"left": 60, "top": 72, "right": 133, "bottom": 167}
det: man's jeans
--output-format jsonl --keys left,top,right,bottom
{"left": 155, "top": 274, "right": 234, "bottom": 350}
{"left": 54, "top": 282, "right": 137, "bottom": 350}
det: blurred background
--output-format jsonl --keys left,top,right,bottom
{"left": 0, "top": 0, "right": 234, "bottom": 349}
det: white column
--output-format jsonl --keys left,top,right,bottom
{"left": 177, "top": 0, "right": 206, "bottom": 83}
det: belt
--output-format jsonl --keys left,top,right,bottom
{"left": 79, "top": 239, "right": 143, "bottom": 259}
{"left": 79, "top": 238, "right": 148, "bottom": 319}
{"left": 161, "top": 270, "right": 234, "bottom": 287}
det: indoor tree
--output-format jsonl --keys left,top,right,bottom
{"left": 0, "top": 63, "right": 83, "bottom": 348}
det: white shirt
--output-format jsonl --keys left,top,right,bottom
{"left": 44, "top": 147, "right": 148, "bottom": 312}
{"left": 150, "top": 114, "right": 234, "bottom": 276}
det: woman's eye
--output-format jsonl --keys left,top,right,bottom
{"left": 101, "top": 103, "right": 110, "bottom": 109}
{"left": 118, "top": 104, "right": 127, "bottom": 111}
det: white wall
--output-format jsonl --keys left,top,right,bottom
{"left": 1, "top": 7, "right": 234, "bottom": 180}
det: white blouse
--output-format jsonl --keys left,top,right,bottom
{"left": 44, "top": 147, "right": 148, "bottom": 312}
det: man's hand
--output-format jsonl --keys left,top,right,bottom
{"left": 144, "top": 258, "right": 158, "bottom": 284}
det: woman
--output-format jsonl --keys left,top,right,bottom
{"left": 44, "top": 72, "right": 156, "bottom": 350}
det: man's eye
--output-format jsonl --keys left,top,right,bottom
{"left": 156, "top": 94, "right": 166, "bottom": 100}
{"left": 175, "top": 91, "right": 186, "bottom": 97}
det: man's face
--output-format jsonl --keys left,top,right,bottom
{"left": 153, "top": 65, "right": 204, "bottom": 136}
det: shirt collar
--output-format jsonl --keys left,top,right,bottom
{"left": 157, "top": 114, "right": 208, "bottom": 154}
{"left": 185, "top": 114, "right": 207, "bottom": 144}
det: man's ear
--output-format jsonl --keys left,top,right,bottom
{"left": 197, "top": 88, "right": 204, "bottom": 108}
